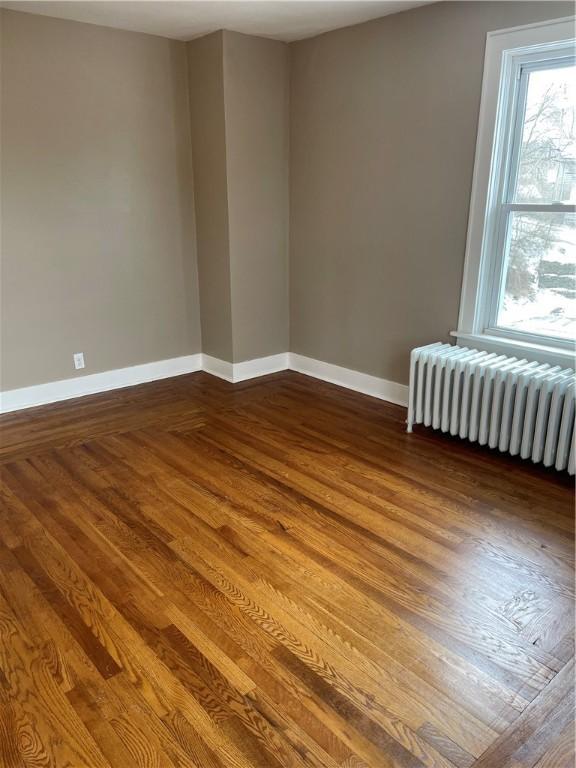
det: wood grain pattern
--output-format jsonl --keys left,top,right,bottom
{"left": 0, "top": 370, "right": 573, "bottom": 767}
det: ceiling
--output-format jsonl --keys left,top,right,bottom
{"left": 0, "top": 1, "right": 434, "bottom": 42}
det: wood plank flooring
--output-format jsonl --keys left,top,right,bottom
{"left": 0, "top": 370, "right": 573, "bottom": 768}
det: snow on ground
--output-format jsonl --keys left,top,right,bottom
{"left": 499, "top": 288, "right": 575, "bottom": 340}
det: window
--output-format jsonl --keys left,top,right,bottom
{"left": 495, "top": 60, "right": 575, "bottom": 341}
{"left": 457, "top": 18, "right": 576, "bottom": 361}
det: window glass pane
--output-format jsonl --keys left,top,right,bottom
{"left": 496, "top": 211, "right": 576, "bottom": 339}
{"left": 514, "top": 64, "right": 576, "bottom": 204}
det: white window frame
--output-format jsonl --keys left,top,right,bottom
{"left": 455, "top": 17, "right": 576, "bottom": 365}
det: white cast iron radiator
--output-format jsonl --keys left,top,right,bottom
{"left": 407, "top": 342, "right": 575, "bottom": 474}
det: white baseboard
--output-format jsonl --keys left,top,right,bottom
{"left": 289, "top": 353, "right": 408, "bottom": 407}
{"left": 0, "top": 354, "right": 202, "bottom": 414}
{"left": 231, "top": 353, "right": 289, "bottom": 383}
{"left": 201, "top": 355, "right": 234, "bottom": 383}
{"left": 202, "top": 353, "right": 289, "bottom": 383}
{"left": 201, "top": 352, "right": 407, "bottom": 406}
{"left": 0, "top": 350, "right": 407, "bottom": 414}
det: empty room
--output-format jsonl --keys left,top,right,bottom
{"left": 0, "top": 1, "right": 574, "bottom": 766}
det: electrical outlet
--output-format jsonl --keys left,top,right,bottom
{"left": 73, "top": 352, "right": 85, "bottom": 370}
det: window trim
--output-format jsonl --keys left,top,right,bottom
{"left": 455, "top": 16, "right": 576, "bottom": 362}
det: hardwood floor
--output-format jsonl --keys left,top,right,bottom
{"left": 0, "top": 370, "right": 573, "bottom": 768}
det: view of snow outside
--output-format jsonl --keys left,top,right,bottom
{"left": 497, "top": 64, "right": 575, "bottom": 341}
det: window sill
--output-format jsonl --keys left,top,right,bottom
{"left": 450, "top": 331, "right": 576, "bottom": 368}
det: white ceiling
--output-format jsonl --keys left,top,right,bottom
{"left": 0, "top": 1, "right": 434, "bottom": 42}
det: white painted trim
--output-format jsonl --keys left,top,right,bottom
{"left": 457, "top": 16, "right": 575, "bottom": 337}
{"left": 201, "top": 353, "right": 288, "bottom": 383}
{"left": 289, "top": 353, "right": 408, "bottom": 407}
{"left": 0, "top": 351, "right": 407, "bottom": 413}
{"left": 201, "top": 355, "right": 234, "bottom": 383}
{"left": 0, "top": 354, "right": 202, "bottom": 414}
{"left": 233, "top": 353, "right": 289, "bottom": 382}
{"left": 486, "top": 15, "right": 576, "bottom": 40}
{"left": 452, "top": 332, "right": 576, "bottom": 368}
{"left": 202, "top": 352, "right": 407, "bottom": 404}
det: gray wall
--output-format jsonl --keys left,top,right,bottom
{"left": 187, "top": 31, "right": 233, "bottom": 362}
{"left": 187, "top": 30, "right": 289, "bottom": 364}
{"left": 0, "top": 9, "right": 201, "bottom": 391}
{"left": 224, "top": 31, "right": 289, "bottom": 363}
{"left": 1, "top": 11, "right": 200, "bottom": 389}
{"left": 289, "top": 1, "right": 573, "bottom": 384}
